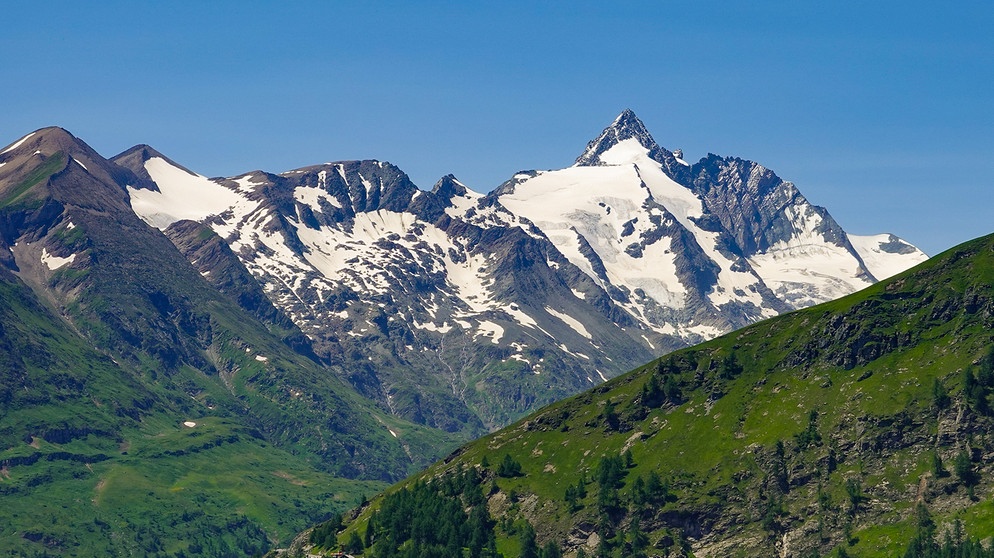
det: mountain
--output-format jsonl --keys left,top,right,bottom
{"left": 0, "top": 128, "right": 459, "bottom": 555}
{"left": 0, "top": 114, "right": 931, "bottom": 556}
{"left": 312, "top": 232, "right": 994, "bottom": 558}
{"left": 117, "top": 110, "right": 926, "bottom": 435}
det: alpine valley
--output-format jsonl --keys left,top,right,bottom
{"left": 0, "top": 110, "right": 929, "bottom": 556}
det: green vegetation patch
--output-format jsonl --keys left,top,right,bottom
{"left": 0, "top": 151, "right": 65, "bottom": 207}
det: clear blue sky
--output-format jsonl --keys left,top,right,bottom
{"left": 2, "top": 1, "right": 991, "bottom": 255}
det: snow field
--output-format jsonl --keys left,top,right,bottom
{"left": 41, "top": 248, "right": 75, "bottom": 270}
{"left": 130, "top": 157, "right": 243, "bottom": 230}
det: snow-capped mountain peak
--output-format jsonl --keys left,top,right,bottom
{"left": 574, "top": 108, "right": 668, "bottom": 167}
{"left": 109, "top": 111, "right": 928, "bottom": 435}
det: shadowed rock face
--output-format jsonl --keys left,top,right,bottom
{"left": 689, "top": 155, "right": 849, "bottom": 258}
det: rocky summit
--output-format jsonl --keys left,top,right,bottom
{"left": 107, "top": 110, "right": 926, "bottom": 436}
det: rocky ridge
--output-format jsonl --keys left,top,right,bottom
{"left": 113, "top": 110, "right": 927, "bottom": 434}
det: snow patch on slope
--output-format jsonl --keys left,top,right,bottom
{"left": 1, "top": 132, "right": 35, "bottom": 155}
{"left": 41, "top": 248, "right": 75, "bottom": 270}
{"left": 295, "top": 186, "right": 342, "bottom": 208}
{"left": 545, "top": 306, "right": 592, "bottom": 339}
{"left": 129, "top": 158, "right": 243, "bottom": 230}
{"left": 848, "top": 234, "right": 929, "bottom": 281}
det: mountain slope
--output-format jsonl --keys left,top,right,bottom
{"left": 324, "top": 232, "right": 994, "bottom": 558}
{"left": 116, "top": 110, "right": 926, "bottom": 437}
{"left": 0, "top": 259, "right": 390, "bottom": 555}
{"left": 0, "top": 128, "right": 461, "bottom": 555}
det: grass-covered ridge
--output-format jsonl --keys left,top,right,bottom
{"left": 305, "top": 233, "right": 994, "bottom": 558}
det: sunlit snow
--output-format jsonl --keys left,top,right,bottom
{"left": 848, "top": 234, "right": 928, "bottom": 281}
{"left": 41, "top": 248, "right": 75, "bottom": 270}
{"left": 129, "top": 157, "right": 243, "bottom": 230}
{"left": 498, "top": 136, "right": 768, "bottom": 332}
{"left": 545, "top": 306, "right": 592, "bottom": 339}
{"left": 295, "top": 186, "right": 341, "bottom": 208}
{"left": 1, "top": 132, "right": 35, "bottom": 155}
{"left": 748, "top": 204, "right": 872, "bottom": 307}
{"left": 476, "top": 320, "right": 504, "bottom": 344}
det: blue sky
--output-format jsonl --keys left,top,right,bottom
{"left": 2, "top": 1, "right": 991, "bottom": 255}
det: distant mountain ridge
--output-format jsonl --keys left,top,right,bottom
{"left": 108, "top": 109, "right": 926, "bottom": 434}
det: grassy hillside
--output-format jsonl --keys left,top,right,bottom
{"left": 309, "top": 233, "right": 994, "bottom": 558}
{"left": 0, "top": 267, "right": 392, "bottom": 555}
{"left": 0, "top": 129, "right": 464, "bottom": 556}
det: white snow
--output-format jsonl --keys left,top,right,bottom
{"left": 413, "top": 320, "right": 454, "bottom": 334}
{"left": 498, "top": 136, "right": 768, "bottom": 334}
{"left": 1, "top": 132, "right": 35, "bottom": 155}
{"left": 848, "top": 234, "right": 929, "bottom": 281}
{"left": 498, "top": 164, "right": 685, "bottom": 309}
{"left": 502, "top": 304, "right": 550, "bottom": 336}
{"left": 294, "top": 186, "right": 341, "bottom": 208}
{"left": 444, "top": 185, "right": 484, "bottom": 218}
{"left": 233, "top": 174, "right": 266, "bottom": 193}
{"left": 183, "top": 421, "right": 197, "bottom": 428}
{"left": 360, "top": 173, "right": 378, "bottom": 199}
{"left": 65, "top": 221, "right": 75, "bottom": 230}
{"left": 40, "top": 248, "right": 75, "bottom": 270}
{"left": 476, "top": 320, "right": 505, "bottom": 343}
{"left": 71, "top": 157, "right": 87, "bottom": 171}
{"left": 545, "top": 306, "right": 592, "bottom": 339}
{"left": 128, "top": 157, "right": 243, "bottom": 230}
{"left": 748, "top": 204, "right": 873, "bottom": 308}
{"left": 255, "top": 355, "right": 268, "bottom": 362}
{"left": 509, "top": 353, "right": 531, "bottom": 365}
{"left": 0, "top": 162, "right": 6, "bottom": 168}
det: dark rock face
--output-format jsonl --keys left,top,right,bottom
{"left": 689, "top": 155, "right": 849, "bottom": 257}
{"left": 575, "top": 109, "right": 661, "bottom": 166}
{"left": 877, "top": 233, "right": 921, "bottom": 255}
